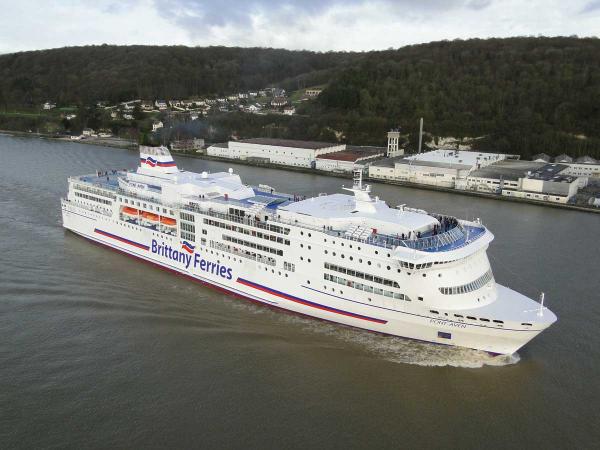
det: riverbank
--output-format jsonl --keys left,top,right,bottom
{"left": 2, "top": 130, "right": 598, "bottom": 214}
{"left": 0, "top": 129, "right": 136, "bottom": 149}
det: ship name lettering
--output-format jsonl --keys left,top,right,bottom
{"left": 429, "top": 318, "right": 467, "bottom": 329}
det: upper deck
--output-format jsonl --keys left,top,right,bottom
{"left": 69, "top": 159, "right": 487, "bottom": 255}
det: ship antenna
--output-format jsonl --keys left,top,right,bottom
{"left": 538, "top": 292, "right": 545, "bottom": 317}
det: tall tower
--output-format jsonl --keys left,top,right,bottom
{"left": 387, "top": 129, "right": 403, "bottom": 157}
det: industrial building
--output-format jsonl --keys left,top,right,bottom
{"left": 207, "top": 138, "right": 346, "bottom": 168}
{"left": 501, "top": 163, "right": 587, "bottom": 204}
{"left": 368, "top": 149, "right": 513, "bottom": 188}
{"left": 315, "top": 146, "right": 385, "bottom": 173}
{"left": 466, "top": 160, "right": 547, "bottom": 193}
{"left": 207, "top": 130, "right": 403, "bottom": 171}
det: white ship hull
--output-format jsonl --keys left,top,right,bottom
{"left": 62, "top": 199, "right": 551, "bottom": 355}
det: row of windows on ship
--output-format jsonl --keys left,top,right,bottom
{"left": 189, "top": 203, "right": 469, "bottom": 271}
{"left": 73, "top": 183, "right": 116, "bottom": 200}
{"left": 119, "top": 196, "right": 174, "bottom": 216}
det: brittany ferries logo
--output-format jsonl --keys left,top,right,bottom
{"left": 140, "top": 156, "right": 176, "bottom": 168}
{"left": 181, "top": 240, "right": 195, "bottom": 254}
{"left": 151, "top": 239, "right": 232, "bottom": 280}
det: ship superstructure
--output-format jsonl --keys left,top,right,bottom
{"left": 61, "top": 146, "right": 556, "bottom": 355}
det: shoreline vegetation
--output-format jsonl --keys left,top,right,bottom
{"left": 3, "top": 129, "right": 598, "bottom": 215}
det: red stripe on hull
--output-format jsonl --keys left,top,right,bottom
{"left": 237, "top": 278, "right": 387, "bottom": 324}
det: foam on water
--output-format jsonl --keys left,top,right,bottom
{"left": 220, "top": 295, "right": 520, "bottom": 368}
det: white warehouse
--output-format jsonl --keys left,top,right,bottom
{"left": 207, "top": 138, "right": 345, "bottom": 168}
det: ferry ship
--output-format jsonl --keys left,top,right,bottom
{"left": 61, "top": 146, "right": 556, "bottom": 355}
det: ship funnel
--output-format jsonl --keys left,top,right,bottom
{"left": 138, "top": 145, "right": 178, "bottom": 174}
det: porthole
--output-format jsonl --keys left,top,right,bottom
{"left": 367, "top": 261, "right": 372, "bottom": 265}
{"left": 349, "top": 256, "right": 353, "bottom": 261}
{"left": 386, "top": 266, "right": 390, "bottom": 270}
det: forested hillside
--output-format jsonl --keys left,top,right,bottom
{"left": 314, "top": 37, "right": 600, "bottom": 157}
{"left": 1, "top": 38, "right": 600, "bottom": 158}
{"left": 0, "top": 45, "right": 356, "bottom": 105}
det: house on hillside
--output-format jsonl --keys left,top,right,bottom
{"left": 155, "top": 100, "right": 168, "bottom": 110}
{"left": 152, "top": 121, "right": 164, "bottom": 132}
{"left": 271, "top": 97, "right": 287, "bottom": 107}
{"left": 246, "top": 104, "right": 262, "bottom": 113}
{"left": 283, "top": 106, "right": 295, "bottom": 115}
{"left": 141, "top": 101, "right": 154, "bottom": 111}
{"left": 43, "top": 101, "right": 56, "bottom": 110}
{"left": 82, "top": 128, "right": 95, "bottom": 137}
{"left": 305, "top": 88, "right": 322, "bottom": 97}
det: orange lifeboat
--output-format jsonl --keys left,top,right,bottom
{"left": 141, "top": 211, "right": 159, "bottom": 222}
{"left": 160, "top": 216, "right": 177, "bottom": 227}
{"left": 122, "top": 207, "right": 139, "bottom": 217}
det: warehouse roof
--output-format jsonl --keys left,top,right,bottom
{"left": 235, "top": 138, "right": 343, "bottom": 149}
{"left": 317, "top": 146, "right": 385, "bottom": 162}
{"left": 469, "top": 160, "right": 546, "bottom": 181}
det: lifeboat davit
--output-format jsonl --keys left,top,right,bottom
{"left": 122, "top": 207, "right": 139, "bottom": 217}
{"left": 141, "top": 211, "right": 159, "bottom": 222}
{"left": 160, "top": 217, "right": 177, "bottom": 227}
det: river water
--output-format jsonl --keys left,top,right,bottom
{"left": 1, "top": 135, "right": 599, "bottom": 449}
